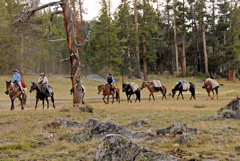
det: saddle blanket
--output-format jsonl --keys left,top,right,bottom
{"left": 152, "top": 80, "right": 162, "bottom": 88}
{"left": 206, "top": 78, "right": 219, "bottom": 89}
{"left": 182, "top": 81, "right": 190, "bottom": 91}
{"left": 128, "top": 82, "right": 139, "bottom": 92}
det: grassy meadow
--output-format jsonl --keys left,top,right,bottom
{"left": 0, "top": 74, "right": 240, "bottom": 160}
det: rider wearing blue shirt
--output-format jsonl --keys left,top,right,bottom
{"left": 11, "top": 68, "right": 24, "bottom": 93}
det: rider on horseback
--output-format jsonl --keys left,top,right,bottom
{"left": 11, "top": 68, "right": 24, "bottom": 94}
{"left": 106, "top": 73, "right": 115, "bottom": 94}
{"left": 38, "top": 73, "right": 52, "bottom": 96}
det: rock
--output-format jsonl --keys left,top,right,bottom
{"left": 218, "top": 96, "right": 240, "bottom": 119}
{"left": 173, "top": 144, "right": 180, "bottom": 147}
{"left": 96, "top": 134, "right": 144, "bottom": 161}
{"left": 95, "top": 134, "right": 180, "bottom": 161}
{"left": 91, "top": 121, "right": 148, "bottom": 141}
{"left": 176, "top": 133, "right": 196, "bottom": 144}
{"left": 79, "top": 105, "right": 93, "bottom": 113}
{"left": 156, "top": 128, "right": 169, "bottom": 135}
{"left": 85, "top": 118, "right": 99, "bottom": 129}
{"left": 54, "top": 119, "right": 85, "bottom": 129}
{"left": 169, "top": 124, "right": 188, "bottom": 135}
{"left": 135, "top": 151, "right": 179, "bottom": 161}
{"left": 71, "top": 131, "right": 92, "bottom": 143}
{"left": 132, "top": 120, "right": 149, "bottom": 128}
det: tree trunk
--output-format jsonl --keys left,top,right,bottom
{"left": 134, "top": 0, "right": 141, "bottom": 79}
{"left": 182, "top": 35, "right": 186, "bottom": 77}
{"left": 19, "top": 33, "right": 24, "bottom": 82}
{"left": 173, "top": 0, "right": 179, "bottom": 77}
{"left": 202, "top": 16, "right": 208, "bottom": 74}
{"left": 61, "top": 0, "right": 82, "bottom": 106}
{"left": 228, "top": 70, "right": 236, "bottom": 81}
{"left": 142, "top": 34, "right": 148, "bottom": 81}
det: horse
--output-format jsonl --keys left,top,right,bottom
{"left": 97, "top": 84, "right": 120, "bottom": 104}
{"left": 141, "top": 81, "right": 167, "bottom": 101}
{"left": 5, "top": 80, "right": 26, "bottom": 110}
{"left": 70, "top": 85, "right": 86, "bottom": 104}
{"left": 202, "top": 79, "right": 219, "bottom": 99}
{"left": 172, "top": 81, "right": 196, "bottom": 100}
{"left": 122, "top": 83, "right": 141, "bottom": 103}
{"left": 29, "top": 82, "right": 55, "bottom": 109}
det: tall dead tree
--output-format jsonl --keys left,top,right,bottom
{"left": 173, "top": 0, "right": 179, "bottom": 77}
{"left": 15, "top": 0, "right": 83, "bottom": 106}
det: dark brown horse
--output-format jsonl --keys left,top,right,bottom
{"left": 5, "top": 81, "right": 26, "bottom": 110}
{"left": 98, "top": 84, "right": 120, "bottom": 104}
{"left": 202, "top": 79, "right": 219, "bottom": 99}
{"left": 30, "top": 82, "right": 55, "bottom": 109}
{"left": 141, "top": 82, "right": 167, "bottom": 101}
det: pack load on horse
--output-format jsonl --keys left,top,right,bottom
{"left": 70, "top": 80, "right": 86, "bottom": 104}
{"left": 98, "top": 83, "right": 120, "bottom": 104}
{"left": 141, "top": 80, "right": 167, "bottom": 101}
{"left": 172, "top": 80, "right": 196, "bottom": 100}
{"left": 202, "top": 78, "right": 219, "bottom": 99}
{"left": 5, "top": 68, "right": 27, "bottom": 110}
{"left": 122, "top": 82, "right": 141, "bottom": 103}
{"left": 29, "top": 73, "right": 55, "bottom": 109}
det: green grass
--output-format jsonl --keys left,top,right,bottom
{"left": 0, "top": 74, "right": 240, "bottom": 160}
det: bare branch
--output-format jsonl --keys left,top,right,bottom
{"left": 49, "top": 10, "right": 63, "bottom": 35}
{"left": 49, "top": 38, "right": 66, "bottom": 42}
{"left": 61, "top": 57, "right": 70, "bottom": 62}
{"left": 14, "top": 1, "right": 62, "bottom": 23}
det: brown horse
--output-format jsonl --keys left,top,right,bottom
{"left": 5, "top": 81, "right": 26, "bottom": 110}
{"left": 202, "top": 79, "right": 219, "bottom": 99}
{"left": 98, "top": 84, "right": 120, "bottom": 104}
{"left": 141, "top": 82, "right": 167, "bottom": 101}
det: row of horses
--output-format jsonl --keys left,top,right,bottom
{"left": 5, "top": 78, "right": 219, "bottom": 110}
{"left": 5, "top": 81, "right": 55, "bottom": 110}
{"left": 97, "top": 79, "right": 219, "bottom": 104}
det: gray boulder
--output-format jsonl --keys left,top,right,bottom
{"left": 218, "top": 96, "right": 240, "bottom": 118}
{"left": 95, "top": 134, "right": 179, "bottom": 161}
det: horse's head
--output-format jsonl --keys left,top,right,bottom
{"left": 122, "top": 83, "right": 128, "bottom": 92}
{"left": 141, "top": 82, "right": 147, "bottom": 90}
{"left": 29, "top": 82, "right": 37, "bottom": 93}
{"left": 202, "top": 80, "right": 207, "bottom": 88}
{"left": 98, "top": 85, "right": 103, "bottom": 94}
{"left": 172, "top": 82, "right": 181, "bottom": 98}
{"left": 5, "top": 80, "right": 12, "bottom": 95}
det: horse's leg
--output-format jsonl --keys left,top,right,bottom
{"left": 107, "top": 95, "right": 109, "bottom": 104}
{"left": 103, "top": 95, "right": 107, "bottom": 104}
{"left": 42, "top": 99, "right": 45, "bottom": 109}
{"left": 35, "top": 98, "right": 39, "bottom": 109}
{"left": 112, "top": 94, "right": 114, "bottom": 104}
{"left": 51, "top": 94, "right": 55, "bottom": 108}
{"left": 11, "top": 99, "right": 14, "bottom": 110}
{"left": 128, "top": 94, "right": 132, "bottom": 103}
{"left": 18, "top": 96, "right": 24, "bottom": 110}
{"left": 149, "top": 93, "right": 151, "bottom": 101}
{"left": 152, "top": 93, "right": 155, "bottom": 101}
{"left": 46, "top": 97, "right": 49, "bottom": 109}
{"left": 177, "top": 92, "right": 181, "bottom": 100}
{"left": 212, "top": 90, "right": 215, "bottom": 100}
{"left": 82, "top": 93, "right": 85, "bottom": 104}
{"left": 181, "top": 92, "right": 184, "bottom": 100}
{"left": 216, "top": 88, "right": 219, "bottom": 99}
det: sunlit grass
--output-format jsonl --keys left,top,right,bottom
{"left": 0, "top": 75, "right": 240, "bottom": 160}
